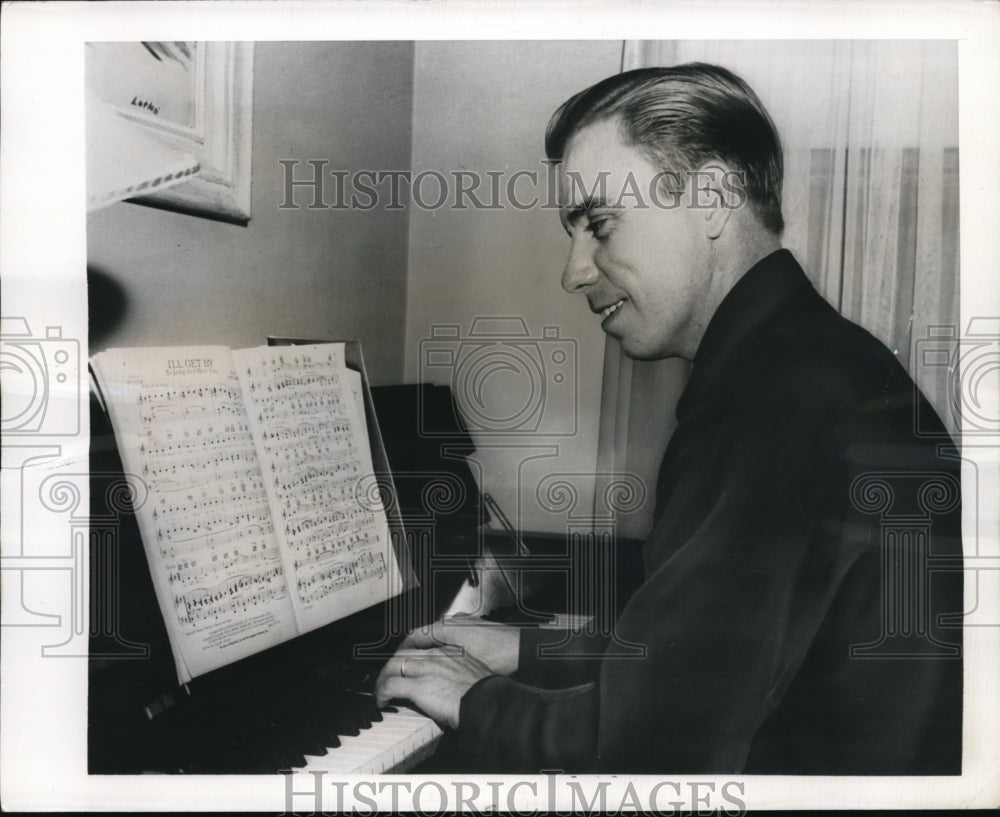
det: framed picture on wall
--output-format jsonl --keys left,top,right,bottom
{"left": 86, "top": 41, "right": 254, "bottom": 225}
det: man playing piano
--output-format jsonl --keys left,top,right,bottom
{"left": 375, "top": 63, "right": 963, "bottom": 774}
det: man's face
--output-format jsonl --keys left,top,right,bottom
{"left": 558, "top": 119, "right": 711, "bottom": 361}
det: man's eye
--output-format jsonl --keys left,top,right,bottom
{"left": 586, "top": 218, "right": 612, "bottom": 240}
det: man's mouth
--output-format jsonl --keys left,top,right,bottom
{"left": 599, "top": 299, "right": 626, "bottom": 319}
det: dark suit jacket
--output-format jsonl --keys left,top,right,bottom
{"left": 456, "top": 250, "right": 963, "bottom": 774}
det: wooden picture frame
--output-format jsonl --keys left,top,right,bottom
{"left": 88, "top": 41, "right": 254, "bottom": 225}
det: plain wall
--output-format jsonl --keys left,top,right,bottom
{"left": 88, "top": 41, "right": 415, "bottom": 386}
{"left": 404, "top": 41, "right": 624, "bottom": 533}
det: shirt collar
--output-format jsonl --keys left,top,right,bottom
{"left": 675, "top": 249, "right": 813, "bottom": 421}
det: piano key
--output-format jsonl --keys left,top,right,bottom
{"left": 294, "top": 705, "right": 443, "bottom": 774}
{"left": 328, "top": 718, "right": 362, "bottom": 737}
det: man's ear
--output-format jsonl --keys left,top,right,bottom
{"left": 691, "top": 163, "right": 739, "bottom": 240}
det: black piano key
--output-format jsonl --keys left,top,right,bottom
{"left": 281, "top": 752, "right": 308, "bottom": 769}
{"left": 315, "top": 731, "right": 341, "bottom": 749}
{"left": 299, "top": 736, "right": 330, "bottom": 756}
{"left": 350, "top": 707, "right": 373, "bottom": 728}
{"left": 330, "top": 719, "right": 361, "bottom": 737}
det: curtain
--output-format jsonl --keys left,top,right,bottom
{"left": 601, "top": 40, "right": 960, "bottom": 537}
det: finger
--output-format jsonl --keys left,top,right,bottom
{"left": 397, "top": 648, "right": 466, "bottom": 680}
{"left": 374, "top": 674, "right": 411, "bottom": 708}
{"left": 376, "top": 653, "right": 413, "bottom": 690}
{"left": 376, "top": 656, "right": 400, "bottom": 687}
{"left": 381, "top": 646, "right": 433, "bottom": 678}
{"left": 374, "top": 660, "right": 397, "bottom": 693}
{"left": 377, "top": 648, "right": 451, "bottom": 694}
{"left": 375, "top": 672, "right": 442, "bottom": 708}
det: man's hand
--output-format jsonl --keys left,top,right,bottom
{"left": 401, "top": 615, "right": 521, "bottom": 675}
{"left": 374, "top": 646, "right": 495, "bottom": 730}
{"left": 372, "top": 617, "right": 521, "bottom": 730}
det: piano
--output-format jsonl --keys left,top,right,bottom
{"left": 88, "top": 376, "right": 644, "bottom": 774}
{"left": 88, "top": 382, "right": 480, "bottom": 774}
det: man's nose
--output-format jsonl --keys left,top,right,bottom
{"left": 561, "top": 236, "right": 600, "bottom": 293}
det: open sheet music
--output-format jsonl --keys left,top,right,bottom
{"left": 90, "top": 343, "right": 404, "bottom": 684}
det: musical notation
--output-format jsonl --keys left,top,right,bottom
{"left": 167, "top": 551, "right": 281, "bottom": 585}
{"left": 291, "top": 531, "right": 371, "bottom": 570}
{"left": 138, "top": 384, "right": 244, "bottom": 425}
{"left": 158, "top": 506, "right": 272, "bottom": 545}
{"left": 295, "top": 551, "right": 387, "bottom": 607}
{"left": 132, "top": 368, "right": 291, "bottom": 635}
{"left": 143, "top": 449, "right": 258, "bottom": 481}
{"left": 234, "top": 345, "right": 391, "bottom": 614}
{"left": 174, "top": 565, "right": 288, "bottom": 626}
{"left": 92, "top": 343, "right": 403, "bottom": 685}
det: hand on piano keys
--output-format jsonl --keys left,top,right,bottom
{"left": 374, "top": 645, "right": 495, "bottom": 730}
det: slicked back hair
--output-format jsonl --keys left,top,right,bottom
{"left": 546, "top": 63, "right": 785, "bottom": 235}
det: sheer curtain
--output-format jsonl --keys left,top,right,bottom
{"left": 601, "top": 40, "right": 960, "bottom": 537}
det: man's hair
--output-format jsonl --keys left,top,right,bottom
{"left": 545, "top": 63, "right": 785, "bottom": 234}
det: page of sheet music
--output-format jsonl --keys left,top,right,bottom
{"left": 233, "top": 343, "right": 403, "bottom": 634}
{"left": 91, "top": 347, "right": 298, "bottom": 683}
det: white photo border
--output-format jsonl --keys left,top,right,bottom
{"left": 1, "top": 0, "right": 997, "bottom": 811}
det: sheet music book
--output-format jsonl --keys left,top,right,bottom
{"left": 89, "top": 342, "right": 406, "bottom": 684}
